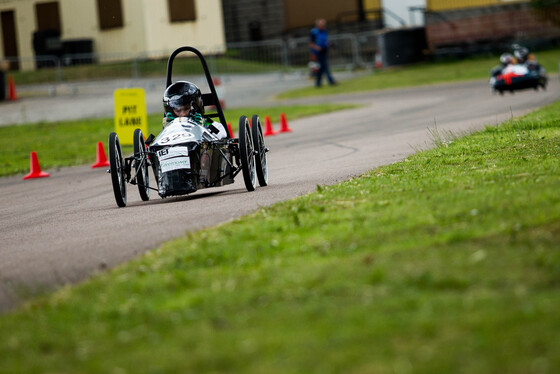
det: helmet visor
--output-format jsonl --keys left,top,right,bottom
{"left": 167, "top": 95, "right": 191, "bottom": 110}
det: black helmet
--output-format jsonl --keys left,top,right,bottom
{"left": 513, "top": 46, "right": 529, "bottom": 63}
{"left": 163, "top": 81, "right": 204, "bottom": 118}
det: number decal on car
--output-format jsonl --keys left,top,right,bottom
{"left": 158, "top": 132, "right": 194, "bottom": 145}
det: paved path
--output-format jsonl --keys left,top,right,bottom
{"left": 0, "top": 71, "right": 361, "bottom": 126}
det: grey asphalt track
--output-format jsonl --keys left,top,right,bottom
{"left": 0, "top": 78, "right": 558, "bottom": 312}
{"left": 0, "top": 71, "right": 360, "bottom": 126}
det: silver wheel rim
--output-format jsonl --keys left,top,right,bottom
{"left": 247, "top": 128, "right": 256, "bottom": 186}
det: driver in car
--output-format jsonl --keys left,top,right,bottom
{"left": 163, "top": 81, "right": 228, "bottom": 139}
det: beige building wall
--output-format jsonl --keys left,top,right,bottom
{"left": 0, "top": 0, "right": 225, "bottom": 70}
{"left": 141, "top": 0, "right": 225, "bottom": 55}
{"left": 59, "top": 0, "right": 148, "bottom": 56}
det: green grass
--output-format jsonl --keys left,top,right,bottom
{"left": 11, "top": 56, "right": 283, "bottom": 85}
{"left": 1, "top": 99, "right": 559, "bottom": 373}
{"left": 0, "top": 103, "right": 357, "bottom": 177}
{"left": 278, "top": 48, "right": 560, "bottom": 99}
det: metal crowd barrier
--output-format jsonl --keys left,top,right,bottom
{"left": 3, "top": 32, "right": 380, "bottom": 92}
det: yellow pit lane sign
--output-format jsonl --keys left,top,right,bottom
{"left": 114, "top": 88, "right": 148, "bottom": 145}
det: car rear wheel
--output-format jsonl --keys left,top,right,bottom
{"left": 251, "top": 114, "right": 268, "bottom": 187}
{"left": 238, "top": 116, "right": 256, "bottom": 191}
{"left": 133, "top": 128, "right": 150, "bottom": 201}
{"left": 109, "top": 132, "right": 127, "bottom": 207}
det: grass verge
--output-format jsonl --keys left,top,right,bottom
{"left": 0, "top": 103, "right": 357, "bottom": 177}
{"left": 1, "top": 99, "right": 559, "bottom": 373}
{"left": 278, "top": 48, "right": 560, "bottom": 99}
{"left": 12, "top": 56, "right": 283, "bottom": 86}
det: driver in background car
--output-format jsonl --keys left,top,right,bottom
{"left": 162, "top": 80, "right": 228, "bottom": 139}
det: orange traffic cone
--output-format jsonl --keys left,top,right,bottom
{"left": 8, "top": 75, "right": 17, "bottom": 101}
{"left": 278, "top": 113, "right": 292, "bottom": 133}
{"left": 91, "top": 141, "right": 110, "bottom": 168}
{"left": 374, "top": 52, "right": 383, "bottom": 69}
{"left": 23, "top": 152, "right": 50, "bottom": 180}
{"left": 227, "top": 122, "right": 234, "bottom": 138}
{"left": 263, "top": 115, "right": 276, "bottom": 136}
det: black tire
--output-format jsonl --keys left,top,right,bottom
{"left": 251, "top": 114, "right": 268, "bottom": 187}
{"left": 133, "top": 128, "right": 150, "bottom": 201}
{"left": 108, "top": 132, "right": 127, "bottom": 207}
{"left": 238, "top": 116, "right": 256, "bottom": 191}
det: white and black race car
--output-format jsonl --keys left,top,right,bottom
{"left": 108, "top": 46, "right": 268, "bottom": 207}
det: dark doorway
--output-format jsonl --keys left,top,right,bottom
{"left": 35, "top": 1, "right": 62, "bottom": 32}
{"left": 33, "top": 1, "right": 63, "bottom": 68}
{"left": 1, "top": 10, "right": 19, "bottom": 70}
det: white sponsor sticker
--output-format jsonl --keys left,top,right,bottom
{"left": 158, "top": 147, "right": 191, "bottom": 173}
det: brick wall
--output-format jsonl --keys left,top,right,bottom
{"left": 425, "top": 2, "right": 560, "bottom": 50}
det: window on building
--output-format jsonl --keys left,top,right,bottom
{"left": 283, "top": 0, "right": 357, "bottom": 30}
{"left": 35, "top": 2, "right": 61, "bottom": 32}
{"left": 97, "top": 0, "right": 124, "bottom": 30}
{"left": 168, "top": 0, "right": 196, "bottom": 23}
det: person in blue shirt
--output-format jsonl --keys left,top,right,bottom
{"left": 309, "top": 18, "right": 337, "bottom": 87}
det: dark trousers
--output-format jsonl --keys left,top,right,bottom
{"left": 315, "top": 51, "right": 334, "bottom": 87}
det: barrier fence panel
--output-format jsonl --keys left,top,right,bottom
{"left": 3, "top": 34, "right": 380, "bottom": 98}
{"left": 357, "top": 30, "right": 380, "bottom": 68}
{"left": 219, "top": 40, "right": 287, "bottom": 74}
{"left": 59, "top": 51, "right": 138, "bottom": 82}
{"left": 286, "top": 33, "right": 364, "bottom": 70}
{"left": 7, "top": 55, "right": 60, "bottom": 86}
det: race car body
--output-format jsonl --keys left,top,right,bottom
{"left": 489, "top": 46, "right": 547, "bottom": 95}
{"left": 490, "top": 63, "right": 547, "bottom": 94}
{"left": 107, "top": 46, "right": 269, "bottom": 208}
{"left": 149, "top": 117, "right": 234, "bottom": 197}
